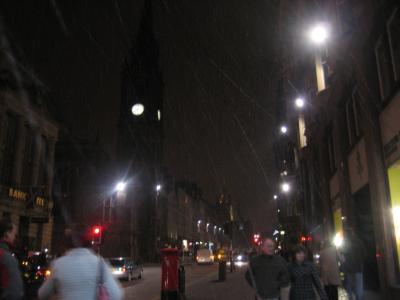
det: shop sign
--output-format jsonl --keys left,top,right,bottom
{"left": 8, "top": 188, "right": 27, "bottom": 201}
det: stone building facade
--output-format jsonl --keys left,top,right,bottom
{"left": 275, "top": 0, "right": 400, "bottom": 297}
{"left": 0, "top": 81, "right": 58, "bottom": 252}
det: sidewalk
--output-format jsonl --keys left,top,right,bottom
{"left": 338, "top": 288, "right": 381, "bottom": 300}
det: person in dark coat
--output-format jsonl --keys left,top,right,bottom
{"left": 0, "top": 218, "right": 24, "bottom": 300}
{"left": 245, "top": 236, "right": 290, "bottom": 300}
{"left": 288, "top": 245, "right": 327, "bottom": 300}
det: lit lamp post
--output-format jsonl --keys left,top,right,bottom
{"left": 155, "top": 184, "right": 162, "bottom": 252}
{"left": 103, "top": 181, "right": 126, "bottom": 225}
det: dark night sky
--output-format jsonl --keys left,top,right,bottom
{"left": 1, "top": 0, "right": 279, "bottom": 231}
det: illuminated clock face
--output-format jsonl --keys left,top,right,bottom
{"left": 131, "top": 103, "right": 144, "bottom": 116}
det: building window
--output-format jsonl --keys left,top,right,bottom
{"left": 336, "top": 0, "right": 355, "bottom": 35}
{"left": 298, "top": 115, "right": 307, "bottom": 148}
{"left": 21, "top": 126, "right": 35, "bottom": 187}
{"left": 375, "top": 35, "right": 396, "bottom": 100}
{"left": 327, "top": 129, "right": 337, "bottom": 174}
{"left": 316, "top": 49, "right": 330, "bottom": 93}
{"left": 38, "top": 135, "right": 48, "bottom": 187}
{"left": 1, "top": 114, "right": 17, "bottom": 185}
{"left": 346, "top": 88, "right": 361, "bottom": 146}
{"left": 387, "top": 8, "right": 400, "bottom": 82}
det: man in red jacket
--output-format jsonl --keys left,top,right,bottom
{"left": 0, "top": 218, "right": 24, "bottom": 300}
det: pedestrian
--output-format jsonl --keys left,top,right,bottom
{"left": 0, "top": 218, "right": 24, "bottom": 300}
{"left": 340, "top": 228, "right": 366, "bottom": 300}
{"left": 245, "top": 236, "right": 290, "bottom": 300}
{"left": 319, "top": 239, "right": 341, "bottom": 300}
{"left": 288, "top": 245, "right": 327, "bottom": 300}
{"left": 38, "top": 224, "right": 123, "bottom": 300}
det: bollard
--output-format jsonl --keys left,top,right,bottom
{"left": 178, "top": 266, "right": 185, "bottom": 294}
{"left": 218, "top": 260, "right": 226, "bottom": 281}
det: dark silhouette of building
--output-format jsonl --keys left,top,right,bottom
{"left": 115, "top": 0, "right": 164, "bottom": 261}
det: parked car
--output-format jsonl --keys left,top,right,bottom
{"left": 108, "top": 257, "right": 143, "bottom": 281}
{"left": 196, "top": 249, "right": 214, "bottom": 265}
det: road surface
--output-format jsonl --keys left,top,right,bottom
{"left": 123, "top": 263, "right": 254, "bottom": 300}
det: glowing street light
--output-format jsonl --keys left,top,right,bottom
{"left": 115, "top": 181, "right": 126, "bottom": 192}
{"left": 281, "top": 182, "right": 290, "bottom": 193}
{"left": 295, "top": 97, "right": 305, "bottom": 108}
{"left": 310, "top": 24, "right": 328, "bottom": 45}
{"left": 156, "top": 184, "right": 162, "bottom": 192}
{"left": 131, "top": 103, "right": 145, "bottom": 116}
{"left": 273, "top": 194, "right": 278, "bottom": 200}
{"left": 280, "top": 125, "right": 288, "bottom": 134}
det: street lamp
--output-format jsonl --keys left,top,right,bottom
{"left": 281, "top": 182, "right": 290, "bottom": 193}
{"left": 115, "top": 181, "right": 126, "bottom": 192}
{"left": 273, "top": 194, "right": 278, "bottom": 200}
{"left": 280, "top": 125, "right": 288, "bottom": 134}
{"left": 131, "top": 103, "right": 145, "bottom": 116}
{"left": 295, "top": 97, "right": 305, "bottom": 109}
{"left": 156, "top": 184, "right": 162, "bottom": 192}
{"left": 310, "top": 24, "right": 328, "bottom": 45}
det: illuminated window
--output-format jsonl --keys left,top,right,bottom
{"left": 387, "top": 163, "right": 400, "bottom": 272}
{"left": 315, "top": 49, "right": 330, "bottom": 93}
{"left": 298, "top": 115, "right": 307, "bottom": 148}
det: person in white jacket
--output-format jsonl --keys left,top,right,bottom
{"left": 38, "top": 225, "right": 123, "bottom": 300}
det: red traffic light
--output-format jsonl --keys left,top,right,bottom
{"left": 93, "top": 227, "right": 101, "bottom": 235}
{"left": 92, "top": 226, "right": 103, "bottom": 245}
{"left": 300, "top": 236, "right": 306, "bottom": 242}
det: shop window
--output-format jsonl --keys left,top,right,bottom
{"left": 346, "top": 87, "right": 361, "bottom": 146}
{"left": 387, "top": 8, "right": 400, "bottom": 82}
{"left": 387, "top": 163, "right": 400, "bottom": 273}
{"left": 1, "top": 114, "right": 17, "bottom": 185}
{"left": 375, "top": 35, "right": 396, "bottom": 100}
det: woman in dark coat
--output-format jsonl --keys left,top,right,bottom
{"left": 288, "top": 245, "right": 328, "bottom": 300}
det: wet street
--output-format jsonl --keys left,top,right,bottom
{"left": 122, "top": 264, "right": 382, "bottom": 300}
{"left": 123, "top": 263, "right": 253, "bottom": 300}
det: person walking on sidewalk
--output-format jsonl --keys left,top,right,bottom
{"left": 341, "top": 228, "right": 366, "bottom": 300}
{"left": 0, "top": 219, "right": 24, "bottom": 300}
{"left": 319, "top": 239, "right": 341, "bottom": 300}
{"left": 288, "top": 245, "right": 327, "bottom": 300}
{"left": 38, "top": 224, "right": 123, "bottom": 300}
{"left": 245, "top": 236, "right": 290, "bottom": 300}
